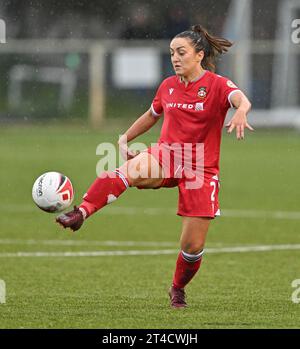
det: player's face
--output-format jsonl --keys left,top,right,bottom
{"left": 170, "top": 37, "right": 204, "bottom": 77}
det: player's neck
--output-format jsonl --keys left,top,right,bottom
{"left": 180, "top": 68, "right": 206, "bottom": 86}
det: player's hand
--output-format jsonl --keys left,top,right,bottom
{"left": 118, "top": 137, "right": 140, "bottom": 161}
{"left": 225, "top": 110, "right": 254, "bottom": 140}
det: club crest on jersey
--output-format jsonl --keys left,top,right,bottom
{"left": 197, "top": 87, "right": 207, "bottom": 100}
{"left": 227, "top": 80, "right": 238, "bottom": 88}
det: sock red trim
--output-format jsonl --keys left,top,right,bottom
{"left": 172, "top": 252, "right": 202, "bottom": 289}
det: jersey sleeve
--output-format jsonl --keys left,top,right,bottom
{"left": 150, "top": 81, "right": 164, "bottom": 117}
{"left": 218, "top": 76, "right": 241, "bottom": 110}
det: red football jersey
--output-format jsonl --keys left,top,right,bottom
{"left": 150, "top": 70, "right": 240, "bottom": 175}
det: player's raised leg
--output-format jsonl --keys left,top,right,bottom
{"left": 169, "top": 216, "right": 211, "bottom": 308}
{"left": 56, "top": 152, "right": 164, "bottom": 231}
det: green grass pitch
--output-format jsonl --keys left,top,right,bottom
{"left": 0, "top": 124, "right": 299, "bottom": 328}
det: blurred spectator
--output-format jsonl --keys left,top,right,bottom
{"left": 161, "top": 6, "right": 190, "bottom": 39}
{"left": 120, "top": 3, "right": 158, "bottom": 39}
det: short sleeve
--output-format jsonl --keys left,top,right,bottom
{"left": 218, "top": 76, "right": 241, "bottom": 110}
{"left": 150, "top": 82, "right": 164, "bottom": 117}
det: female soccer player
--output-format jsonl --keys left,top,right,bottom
{"left": 57, "top": 25, "right": 253, "bottom": 308}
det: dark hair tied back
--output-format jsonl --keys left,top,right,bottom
{"left": 175, "top": 24, "right": 233, "bottom": 72}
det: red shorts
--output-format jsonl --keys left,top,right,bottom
{"left": 138, "top": 144, "right": 220, "bottom": 218}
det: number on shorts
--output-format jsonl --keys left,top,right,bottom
{"left": 210, "top": 181, "right": 216, "bottom": 202}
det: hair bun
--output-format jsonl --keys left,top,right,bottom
{"left": 191, "top": 24, "right": 204, "bottom": 34}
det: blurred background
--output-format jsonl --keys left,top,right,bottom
{"left": 1, "top": 0, "right": 300, "bottom": 329}
{"left": 0, "top": 0, "right": 299, "bottom": 128}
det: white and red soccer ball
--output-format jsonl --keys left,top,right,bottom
{"left": 32, "top": 172, "right": 74, "bottom": 213}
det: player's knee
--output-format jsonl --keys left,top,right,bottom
{"left": 126, "top": 159, "right": 151, "bottom": 186}
{"left": 181, "top": 242, "right": 205, "bottom": 255}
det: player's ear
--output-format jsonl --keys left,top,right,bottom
{"left": 195, "top": 50, "right": 204, "bottom": 64}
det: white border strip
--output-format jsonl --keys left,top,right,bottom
{"left": 1, "top": 244, "right": 300, "bottom": 258}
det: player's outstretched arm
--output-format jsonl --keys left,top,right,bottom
{"left": 118, "top": 108, "right": 161, "bottom": 160}
{"left": 226, "top": 91, "right": 253, "bottom": 140}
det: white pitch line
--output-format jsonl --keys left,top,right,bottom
{"left": 0, "top": 239, "right": 178, "bottom": 247}
{"left": 1, "top": 244, "right": 300, "bottom": 258}
{"left": 1, "top": 204, "right": 300, "bottom": 220}
{"left": 0, "top": 249, "right": 178, "bottom": 258}
{"left": 222, "top": 209, "right": 300, "bottom": 220}
{"left": 206, "top": 244, "right": 300, "bottom": 253}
